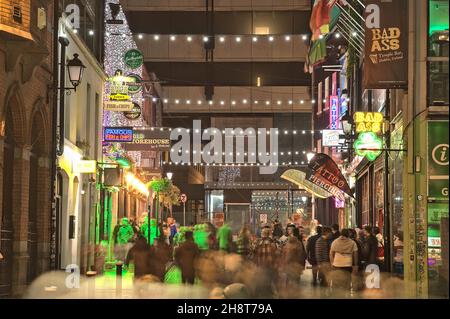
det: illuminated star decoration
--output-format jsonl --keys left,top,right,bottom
{"left": 354, "top": 132, "right": 383, "bottom": 161}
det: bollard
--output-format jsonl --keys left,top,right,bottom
{"left": 116, "top": 261, "right": 123, "bottom": 298}
{"left": 86, "top": 270, "right": 97, "bottom": 299}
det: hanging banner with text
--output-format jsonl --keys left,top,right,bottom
{"left": 306, "top": 153, "right": 354, "bottom": 200}
{"left": 363, "top": 0, "right": 408, "bottom": 89}
{"left": 123, "top": 128, "right": 171, "bottom": 151}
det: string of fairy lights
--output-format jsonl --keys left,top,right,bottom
{"left": 107, "top": 33, "right": 312, "bottom": 43}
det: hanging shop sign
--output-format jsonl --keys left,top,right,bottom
{"left": 363, "top": 0, "right": 408, "bottom": 89}
{"left": 329, "top": 95, "right": 339, "bottom": 130}
{"left": 280, "top": 169, "right": 333, "bottom": 199}
{"left": 109, "top": 70, "right": 133, "bottom": 101}
{"left": 124, "top": 49, "right": 144, "bottom": 69}
{"left": 428, "top": 121, "right": 449, "bottom": 200}
{"left": 354, "top": 132, "right": 383, "bottom": 161}
{"left": 122, "top": 128, "right": 171, "bottom": 151}
{"left": 307, "top": 153, "right": 354, "bottom": 199}
{"left": 354, "top": 112, "right": 384, "bottom": 134}
{"left": 123, "top": 102, "right": 142, "bottom": 120}
{"left": 103, "top": 127, "right": 134, "bottom": 142}
{"left": 127, "top": 74, "right": 143, "bottom": 95}
{"left": 104, "top": 101, "right": 134, "bottom": 112}
{"left": 322, "top": 129, "right": 344, "bottom": 147}
{"left": 73, "top": 160, "right": 97, "bottom": 174}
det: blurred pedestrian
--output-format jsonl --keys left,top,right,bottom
{"left": 272, "top": 219, "right": 283, "bottom": 240}
{"left": 329, "top": 229, "right": 359, "bottom": 296}
{"left": 217, "top": 223, "right": 233, "bottom": 252}
{"left": 113, "top": 217, "right": 134, "bottom": 262}
{"left": 330, "top": 224, "right": 340, "bottom": 242}
{"left": 315, "top": 226, "right": 332, "bottom": 287}
{"left": 253, "top": 228, "right": 278, "bottom": 296}
{"left": 236, "top": 225, "right": 252, "bottom": 258}
{"left": 361, "top": 226, "right": 378, "bottom": 268}
{"left": 125, "top": 236, "right": 152, "bottom": 281}
{"left": 306, "top": 225, "right": 322, "bottom": 286}
{"left": 174, "top": 231, "right": 200, "bottom": 284}
{"left": 150, "top": 235, "right": 172, "bottom": 281}
{"left": 281, "top": 234, "right": 306, "bottom": 289}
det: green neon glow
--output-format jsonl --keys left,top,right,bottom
{"left": 116, "top": 157, "right": 131, "bottom": 168}
{"left": 354, "top": 132, "right": 383, "bottom": 161}
{"left": 429, "top": 0, "right": 449, "bottom": 35}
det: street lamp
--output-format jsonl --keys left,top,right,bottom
{"left": 306, "top": 152, "right": 315, "bottom": 163}
{"left": 66, "top": 54, "right": 86, "bottom": 90}
{"left": 166, "top": 172, "right": 173, "bottom": 181}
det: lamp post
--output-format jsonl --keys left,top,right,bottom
{"left": 166, "top": 172, "right": 173, "bottom": 218}
{"left": 50, "top": 34, "right": 86, "bottom": 269}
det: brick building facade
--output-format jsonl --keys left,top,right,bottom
{"left": 0, "top": 0, "right": 54, "bottom": 297}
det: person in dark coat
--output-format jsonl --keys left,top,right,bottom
{"left": 331, "top": 224, "right": 341, "bottom": 242}
{"left": 306, "top": 226, "right": 322, "bottom": 285}
{"left": 174, "top": 231, "right": 200, "bottom": 284}
{"left": 150, "top": 236, "right": 172, "bottom": 281}
{"left": 125, "top": 236, "right": 152, "bottom": 281}
{"left": 361, "top": 226, "right": 378, "bottom": 268}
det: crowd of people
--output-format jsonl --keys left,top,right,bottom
{"left": 111, "top": 216, "right": 388, "bottom": 298}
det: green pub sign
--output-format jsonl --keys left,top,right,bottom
{"left": 124, "top": 49, "right": 144, "bottom": 69}
{"left": 428, "top": 121, "right": 449, "bottom": 200}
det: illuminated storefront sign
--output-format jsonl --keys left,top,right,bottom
{"left": 73, "top": 160, "right": 97, "bottom": 173}
{"left": 123, "top": 128, "right": 171, "bottom": 151}
{"left": 123, "top": 102, "right": 142, "bottom": 120}
{"left": 322, "top": 129, "right": 344, "bottom": 147}
{"left": 354, "top": 112, "right": 384, "bottom": 134}
{"left": 104, "top": 101, "right": 134, "bottom": 111}
{"left": 108, "top": 70, "right": 134, "bottom": 101}
{"left": 103, "top": 127, "right": 134, "bottom": 142}
{"left": 354, "top": 132, "right": 383, "bottom": 161}
{"left": 329, "top": 95, "right": 339, "bottom": 129}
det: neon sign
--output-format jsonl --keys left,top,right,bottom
{"left": 103, "top": 127, "right": 134, "bottom": 142}
{"left": 354, "top": 112, "right": 383, "bottom": 134}
{"left": 354, "top": 132, "right": 383, "bottom": 161}
{"left": 329, "top": 95, "right": 339, "bottom": 129}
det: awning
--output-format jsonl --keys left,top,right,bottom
{"left": 281, "top": 169, "right": 333, "bottom": 199}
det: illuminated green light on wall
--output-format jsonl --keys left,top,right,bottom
{"left": 354, "top": 132, "right": 383, "bottom": 161}
{"left": 116, "top": 157, "right": 131, "bottom": 168}
{"left": 429, "top": 0, "right": 449, "bottom": 34}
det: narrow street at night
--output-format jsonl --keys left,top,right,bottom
{"left": 0, "top": 0, "right": 448, "bottom": 307}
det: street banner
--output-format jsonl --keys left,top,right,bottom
{"left": 307, "top": 153, "right": 354, "bottom": 199}
{"left": 363, "top": 0, "right": 408, "bottom": 89}
{"left": 428, "top": 121, "right": 449, "bottom": 200}
{"left": 123, "top": 128, "right": 171, "bottom": 151}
